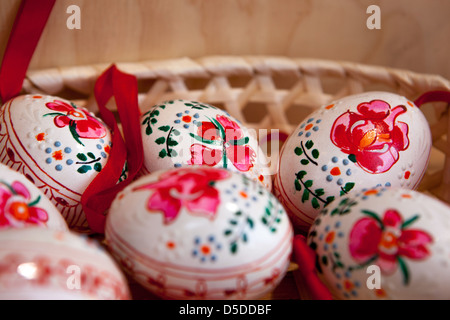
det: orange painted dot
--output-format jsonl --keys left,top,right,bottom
{"left": 401, "top": 194, "right": 412, "bottom": 199}
{"left": 330, "top": 167, "right": 341, "bottom": 176}
{"left": 104, "top": 145, "right": 111, "bottom": 154}
{"left": 344, "top": 280, "right": 354, "bottom": 291}
{"left": 407, "top": 101, "right": 414, "bottom": 107}
{"left": 325, "top": 104, "right": 335, "bottom": 110}
{"left": 201, "top": 245, "right": 211, "bottom": 255}
{"left": 52, "top": 150, "right": 63, "bottom": 161}
{"left": 239, "top": 191, "right": 248, "bottom": 198}
{"left": 325, "top": 231, "right": 335, "bottom": 244}
{"left": 375, "top": 288, "right": 387, "bottom": 298}
{"left": 259, "top": 175, "right": 264, "bottom": 182}
{"left": 305, "top": 123, "right": 313, "bottom": 131}
{"left": 182, "top": 115, "right": 192, "bottom": 123}
{"left": 166, "top": 241, "right": 176, "bottom": 250}
{"left": 32, "top": 95, "right": 42, "bottom": 99}
{"left": 10, "top": 202, "right": 29, "bottom": 220}
{"left": 35, "top": 133, "right": 46, "bottom": 141}
{"left": 404, "top": 171, "right": 411, "bottom": 179}
{"left": 364, "top": 189, "right": 378, "bottom": 196}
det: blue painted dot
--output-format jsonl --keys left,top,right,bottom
{"left": 337, "top": 178, "right": 343, "bottom": 186}
{"left": 336, "top": 283, "right": 342, "bottom": 289}
{"left": 336, "top": 273, "right": 342, "bottom": 280}
{"left": 183, "top": 124, "right": 189, "bottom": 129}
{"left": 64, "top": 147, "right": 72, "bottom": 154}
{"left": 335, "top": 221, "right": 341, "bottom": 228}
{"left": 305, "top": 132, "right": 311, "bottom": 137}
{"left": 194, "top": 237, "right": 200, "bottom": 245}
{"left": 354, "top": 281, "right": 361, "bottom": 288}
{"left": 96, "top": 144, "right": 102, "bottom": 150}
{"left": 216, "top": 244, "right": 222, "bottom": 250}
{"left": 325, "top": 225, "right": 330, "bottom": 232}
{"left": 208, "top": 235, "right": 215, "bottom": 242}
{"left": 45, "top": 148, "right": 52, "bottom": 154}
{"left": 321, "top": 165, "right": 328, "bottom": 171}
{"left": 307, "top": 118, "right": 314, "bottom": 123}
{"left": 346, "top": 169, "right": 352, "bottom": 176}
{"left": 46, "top": 158, "right": 52, "bottom": 164}
{"left": 332, "top": 156, "right": 339, "bottom": 163}
{"left": 345, "top": 271, "right": 351, "bottom": 278}
{"left": 109, "top": 141, "right": 112, "bottom": 147}
{"left": 100, "top": 139, "right": 105, "bottom": 143}
{"left": 332, "top": 243, "right": 338, "bottom": 250}
{"left": 323, "top": 244, "right": 329, "bottom": 251}
{"left": 252, "top": 196, "right": 258, "bottom": 201}
{"left": 326, "top": 175, "right": 333, "bottom": 182}
{"left": 343, "top": 159, "right": 349, "bottom": 165}
{"left": 174, "top": 119, "right": 181, "bottom": 124}
{"left": 362, "top": 196, "right": 368, "bottom": 200}
{"left": 66, "top": 159, "right": 73, "bottom": 165}
{"left": 184, "top": 110, "right": 190, "bottom": 114}
{"left": 211, "top": 255, "right": 216, "bottom": 262}
{"left": 54, "top": 141, "right": 61, "bottom": 147}
{"left": 176, "top": 113, "right": 182, "bottom": 117}
{"left": 313, "top": 126, "right": 319, "bottom": 131}
{"left": 232, "top": 184, "right": 237, "bottom": 189}
{"left": 318, "top": 234, "right": 324, "bottom": 241}
{"left": 232, "top": 198, "right": 238, "bottom": 203}
{"left": 316, "top": 119, "right": 322, "bottom": 124}
{"left": 298, "top": 131, "right": 303, "bottom": 137}
{"left": 55, "top": 165, "right": 63, "bottom": 171}
{"left": 351, "top": 290, "right": 358, "bottom": 297}
{"left": 193, "top": 113, "right": 200, "bottom": 118}
{"left": 201, "top": 257, "right": 206, "bottom": 262}
{"left": 300, "top": 123, "right": 305, "bottom": 129}
{"left": 338, "top": 232, "right": 345, "bottom": 238}
{"left": 385, "top": 182, "right": 391, "bottom": 187}
{"left": 225, "top": 189, "right": 232, "bottom": 194}
{"left": 174, "top": 163, "right": 182, "bottom": 168}
{"left": 192, "top": 250, "right": 198, "bottom": 257}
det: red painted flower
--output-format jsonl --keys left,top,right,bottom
{"left": 0, "top": 181, "right": 49, "bottom": 228}
{"left": 45, "top": 100, "right": 107, "bottom": 145}
{"left": 349, "top": 209, "right": 432, "bottom": 283}
{"left": 330, "top": 100, "right": 409, "bottom": 174}
{"left": 188, "top": 115, "right": 256, "bottom": 172}
{"left": 133, "top": 167, "right": 230, "bottom": 224}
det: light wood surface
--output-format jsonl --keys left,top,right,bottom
{"left": 1, "top": 0, "right": 449, "bottom": 79}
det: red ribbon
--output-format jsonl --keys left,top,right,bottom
{"left": 414, "top": 90, "right": 450, "bottom": 107}
{"left": 81, "top": 65, "right": 143, "bottom": 234}
{"left": 0, "top": 0, "right": 56, "bottom": 104}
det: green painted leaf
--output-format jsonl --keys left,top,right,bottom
{"left": 304, "top": 180, "right": 313, "bottom": 188}
{"left": 397, "top": 256, "right": 410, "bottom": 285}
{"left": 294, "top": 147, "right": 303, "bottom": 156}
{"left": 315, "top": 188, "right": 325, "bottom": 196}
{"left": 348, "top": 154, "right": 357, "bottom": 163}
{"left": 28, "top": 195, "right": 41, "bottom": 207}
{"left": 145, "top": 126, "right": 152, "bottom": 135}
{"left": 296, "top": 170, "right": 307, "bottom": 180}
{"left": 242, "top": 233, "right": 248, "bottom": 243}
{"left": 155, "top": 137, "right": 166, "bottom": 145}
{"left": 305, "top": 140, "right": 314, "bottom": 150}
{"left": 247, "top": 217, "right": 254, "bottom": 229}
{"left": 172, "top": 129, "right": 181, "bottom": 136}
{"left": 158, "top": 125, "right": 171, "bottom": 132}
{"left": 302, "top": 189, "right": 310, "bottom": 202}
{"left": 312, "top": 149, "right": 319, "bottom": 159}
{"left": 87, "top": 152, "right": 96, "bottom": 159}
{"left": 326, "top": 196, "right": 335, "bottom": 205}
{"left": 312, "top": 197, "right": 320, "bottom": 209}
{"left": 300, "top": 159, "right": 309, "bottom": 165}
{"left": 159, "top": 149, "right": 167, "bottom": 158}
{"left": 168, "top": 139, "right": 178, "bottom": 146}
{"left": 94, "top": 163, "right": 102, "bottom": 172}
{"left": 343, "top": 182, "right": 355, "bottom": 192}
{"left": 402, "top": 215, "right": 419, "bottom": 229}
{"left": 77, "top": 165, "right": 92, "bottom": 174}
{"left": 294, "top": 179, "right": 302, "bottom": 191}
{"left": 169, "top": 149, "right": 177, "bottom": 157}
{"left": 224, "top": 229, "right": 232, "bottom": 236}
{"left": 230, "top": 242, "right": 238, "bottom": 254}
{"left": 362, "top": 210, "right": 384, "bottom": 228}
{"left": 77, "top": 153, "right": 87, "bottom": 161}
{"left": 150, "top": 118, "right": 157, "bottom": 124}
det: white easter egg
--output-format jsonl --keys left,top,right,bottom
{"left": 140, "top": 99, "right": 271, "bottom": 189}
{"left": 105, "top": 166, "right": 293, "bottom": 299}
{"left": 274, "top": 92, "right": 431, "bottom": 232}
{"left": 0, "top": 94, "right": 114, "bottom": 232}
{"left": 0, "top": 227, "right": 130, "bottom": 299}
{"left": 307, "top": 187, "right": 450, "bottom": 299}
{"left": 0, "top": 163, "right": 67, "bottom": 231}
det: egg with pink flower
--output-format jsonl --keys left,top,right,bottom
{"left": 0, "top": 94, "right": 113, "bottom": 232}
{"left": 307, "top": 187, "right": 450, "bottom": 299}
{"left": 274, "top": 92, "right": 432, "bottom": 232}
{"left": 105, "top": 166, "right": 293, "bottom": 300}
{"left": 140, "top": 99, "right": 271, "bottom": 189}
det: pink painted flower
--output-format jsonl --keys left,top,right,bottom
{"left": 45, "top": 100, "right": 107, "bottom": 145}
{"left": 0, "top": 181, "right": 49, "bottom": 228}
{"left": 349, "top": 209, "right": 432, "bottom": 283}
{"left": 330, "top": 100, "right": 409, "bottom": 174}
{"left": 188, "top": 115, "right": 256, "bottom": 172}
{"left": 133, "top": 168, "right": 230, "bottom": 224}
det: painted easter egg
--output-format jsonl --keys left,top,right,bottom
{"left": 274, "top": 91, "right": 431, "bottom": 232}
{"left": 307, "top": 187, "right": 450, "bottom": 299}
{"left": 0, "top": 163, "right": 67, "bottom": 231}
{"left": 105, "top": 166, "right": 293, "bottom": 299}
{"left": 140, "top": 99, "right": 271, "bottom": 189}
{"left": 0, "top": 94, "right": 114, "bottom": 232}
{"left": 0, "top": 227, "right": 130, "bottom": 299}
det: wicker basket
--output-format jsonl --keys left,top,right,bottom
{"left": 18, "top": 55, "right": 450, "bottom": 299}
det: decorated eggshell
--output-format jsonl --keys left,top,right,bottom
{"left": 140, "top": 99, "right": 272, "bottom": 189}
{"left": 274, "top": 91, "right": 431, "bottom": 232}
{"left": 105, "top": 166, "right": 293, "bottom": 299}
{"left": 0, "top": 94, "right": 113, "bottom": 232}
{"left": 307, "top": 187, "right": 450, "bottom": 300}
{"left": 0, "top": 227, "right": 130, "bottom": 299}
{"left": 0, "top": 163, "right": 67, "bottom": 231}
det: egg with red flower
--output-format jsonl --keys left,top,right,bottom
{"left": 140, "top": 99, "right": 271, "bottom": 189}
{"left": 307, "top": 187, "right": 450, "bottom": 299}
{"left": 0, "top": 94, "right": 114, "bottom": 232}
{"left": 274, "top": 92, "right": 432, "bottom": 232}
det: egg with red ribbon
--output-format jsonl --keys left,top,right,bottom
{"left": 140, "top": 99, "right": 272, "bottom": 189}
{"left": 274, "top": 92, "right": 432, "bottom": 232}
{"left": 0, "top": 94, "right": 114, "bottom": 232}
